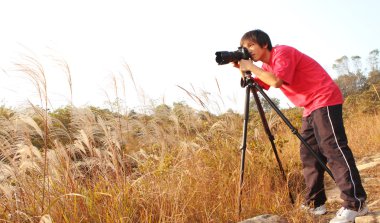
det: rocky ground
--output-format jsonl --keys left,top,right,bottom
{"left": 316, "top": 152, "right": 380, "bottom": 222}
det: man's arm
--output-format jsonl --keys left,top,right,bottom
{"left": 239, "top": 59, "right": 283, "bottom": 88}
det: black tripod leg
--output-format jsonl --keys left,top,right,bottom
{"left": 252, "top": 82, "right": 335, "bottom": 181}
{"left": 238, "top": 84, "right": 250, "bottom": 218}
{"left": 251, "top": 88, "right": 295, "bottom": 204}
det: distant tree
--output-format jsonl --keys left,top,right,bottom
{"left": 334, "top": 74, "right": 361, "bottom": 97}
{"left": 333, "top": 56, "right": 350, "bottom": 76}
{"left": 261, "top": 97, "right": 281, "bottom": 112}
{"left": 351, "top": 55, "right": 368, "bottom": 90}
{"left": 153, "top": 104, "right": 172, "bottom": 125}
{"left": 366, "top": 49, "right": 380, "bottom": 86}
{"left": 154, "top": 104, "right": 171, "bottom": 114}
{"left": 89, "top": 106, "right": 114, "bottom": 119}
{"left": 173, "top": 102, "right": 194, "bottom": 116}
{"left": 128, "top": 109, "right": 138, "bottom": 118}
{"left": 50, "top": 106, "right": 72, "bottom": 130}
{"left": 367, "top": 70, "right": 380, "bottom": 85}
{"left": 368, "top": 49, "right": 379, "bottom": 72}
{"left": 250, "top": 95, "right": 280, "bottom": 112}
{"left": 333, "top": 55, "right": 368, "bottom": 96}
{"left": 351, "top": 56, "right": 363, "bottom": 75}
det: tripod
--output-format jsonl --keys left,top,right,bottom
{"left": 237, "top": 75, "right": 335, "bottom": 217}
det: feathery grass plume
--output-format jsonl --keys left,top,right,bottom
{"left": 14, "top": 144, "right": 43, "bottom": 174}
{"left": 47, "top": 116, "right": 73, "bottom": 145}
{"left": 215, "top": 77, "right": 225, "bottom": 106}
{"left": 97, "top": 115, "right": 124, "bottom": 178}
{"left": 178, "top": 82, "right": 230, "bottom": 114}
{"left": 50, "top": 55, "right": 74, "bottom": 106}
{"left": 14, "top": 55, "right": 52, "bottom": 212}
{"left": 123, "top": 61, "right": 149, "bottom": 107}
{"left": 65, "top": 106, "right": 127, "bottom": 181}
{"left": 111, "top": 74, "right": 126, "bottom": 144}
{"left": 0, "top": 118, "right": 17, "bottom": 163}
{"left": 173, "top": 102, "right": 202, "bottom": 136}
{"left": 123, "top": 61, "right": 137, "bottom": 93}
{"left": 177, "top": 85, "right": 207, "bottom": 110}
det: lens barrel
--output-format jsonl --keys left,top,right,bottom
{"left": 215, "top": 47, "right": 250, "bottom": 65}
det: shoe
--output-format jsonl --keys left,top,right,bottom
{"left": 329, "top": 204, "right": 369, "bottom": 223}
{"left": 301, "top": 204, "right": 327, "bottom": 216}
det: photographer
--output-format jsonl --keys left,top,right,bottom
{"left": 234, "top": 29, "right": 367, "bottom": 223}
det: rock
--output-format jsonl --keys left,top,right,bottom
{"left": 355, "top": 211, "right": 380, "bottom": 223}
{"left": 239, "top": 214, "right": 287, "bottom": 223}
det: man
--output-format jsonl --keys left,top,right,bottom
{"left": 234, "top": 29, "right": 368, "bottom": 223}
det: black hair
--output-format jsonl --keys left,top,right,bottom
{"left": 240, "top": 29, "right": 273, "bottom": 51}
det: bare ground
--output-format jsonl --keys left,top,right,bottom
{"left": 314, "top": 153, "right": 380, "bottom": 222}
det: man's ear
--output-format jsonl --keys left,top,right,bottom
{"left": 263, "top": 43, "right": 268, "bottom": 49}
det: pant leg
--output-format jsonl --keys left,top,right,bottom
{"left": 300, "top": 115, "right": 327, "bottom": 207}
{"left": 311, "top": 105, "right": 367, "bottom": 210}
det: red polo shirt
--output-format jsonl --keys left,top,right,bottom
{"left": 262, "top": 45, "right": 343, "bottom": 117}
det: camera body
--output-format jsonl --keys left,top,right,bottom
{"left": 215, "top": 47, "right": 251, "bottom": 65}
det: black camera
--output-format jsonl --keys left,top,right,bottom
{"left": 215, "top": 47, "right": 251, "bottom": 65}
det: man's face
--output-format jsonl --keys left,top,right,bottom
{"left": 242, "top": 40, "right": 267, "bottom": 62}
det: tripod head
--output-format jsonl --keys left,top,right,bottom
{"left": 240, "top": 73, "right": 271, "bottom": 91}
{"left": 240, "top": 72, "right": 255, "bottom": 88}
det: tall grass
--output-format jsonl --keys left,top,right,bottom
{"left": 15, "top": 56, "right": 51, "bottom": 214}
{"left": 0, "top": 57, "right": 379, "bottom": 222}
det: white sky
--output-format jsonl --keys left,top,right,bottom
{"left": 0, "top": 0, "right": 379, "bottom": 113}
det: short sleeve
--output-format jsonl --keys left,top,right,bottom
{"left": 271, "top": 48, "right": 297, "bottom": 84}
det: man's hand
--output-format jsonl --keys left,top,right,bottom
{"left": 239, "top": 59, "right": 255, "bottom": 74}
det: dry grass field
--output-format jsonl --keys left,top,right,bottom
{"left": 0, "top": 59, "right": 379, "bottom": 222}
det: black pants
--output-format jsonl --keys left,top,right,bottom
{"left": 300, "top": 104, "right": 366, "bottom": 210}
